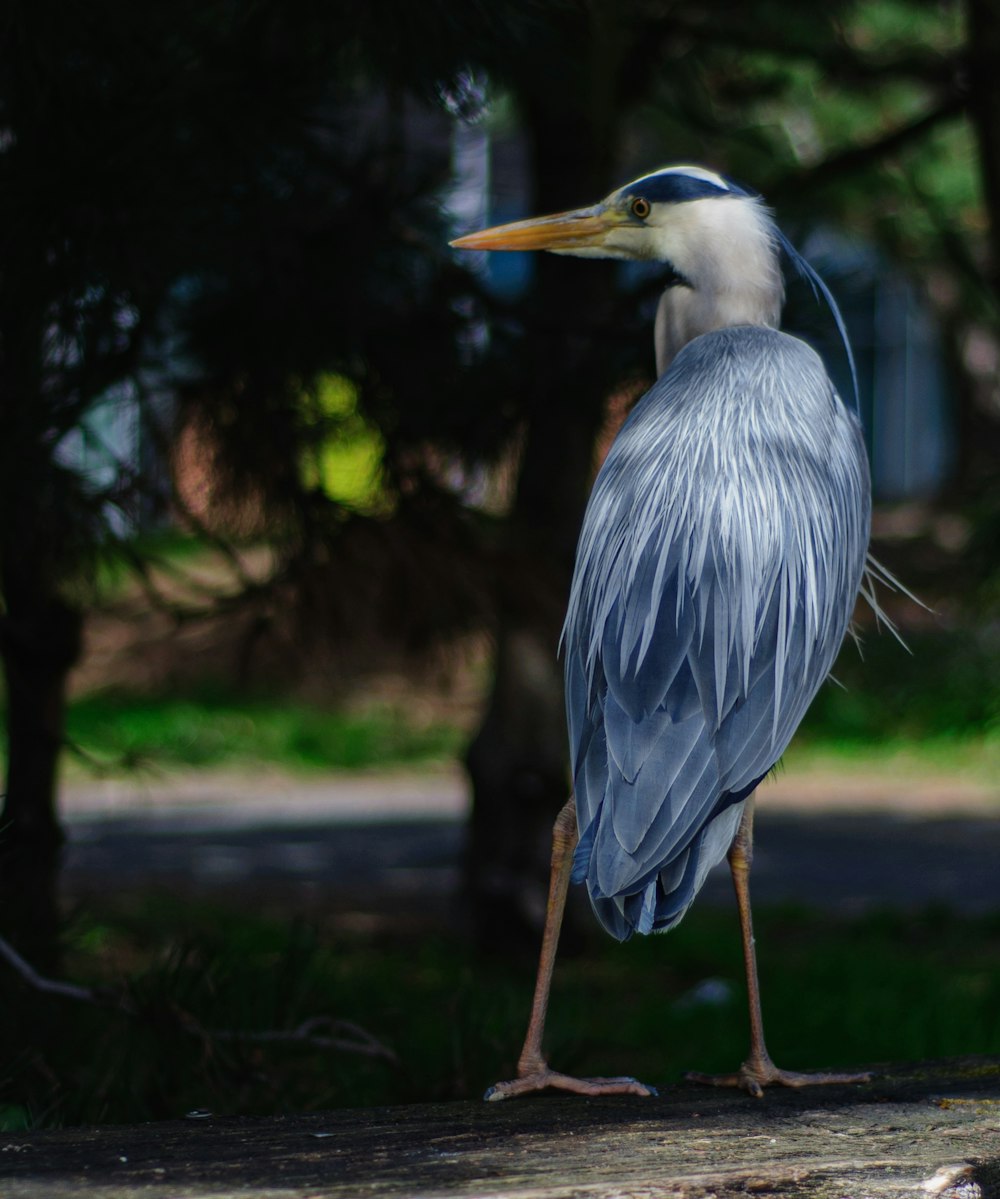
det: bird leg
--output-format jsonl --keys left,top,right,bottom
{"left": 484, "top": 796, "right": 654, "bottom": 1101}
{"left": 685, "top": 795, "right": 871, "bottom": 1097}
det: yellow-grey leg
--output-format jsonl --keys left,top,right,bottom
{"left": 485, "top": 796, "right": 654, "bottom": 1101}
{"left": 685, "top": 794, "right": 872, "bottom": 1097}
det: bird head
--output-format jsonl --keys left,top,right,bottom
{"left": 450, "top": 165, "right": 775, "bottom": 283}
{"left": 452, "top": 165, "right": 784, "bottom": 367}
{"left": 452, "top": 164, "right": 857, "bottom": 397}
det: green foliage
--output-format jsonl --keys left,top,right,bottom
{"left": 3, "top": 898, "right": 999, "bottom": 1128}
{"left": 299, "top": 376, "right": 388, "bottom": 515}
{"left": 801, "top": 626, "right": 1000, "bottom": 743}
{"left": 0, "top": 1105, "right": 30, "bottom": 1132}
{"left": 638, "top": 1, "right": 983, "bottom": 323}
{"left": 59, "top": 692, "right": 462, "bottom": 773}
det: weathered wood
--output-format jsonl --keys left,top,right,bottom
{"left": 3, "top": 1057, "right": 1000, "bottom": 1198}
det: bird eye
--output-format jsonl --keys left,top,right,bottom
{"left": 630, "top": 197, "right": 651, "bottom": 220}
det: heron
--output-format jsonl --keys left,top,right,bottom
{"left": 452, "top": 164, "right": 873, "bottom": 1100}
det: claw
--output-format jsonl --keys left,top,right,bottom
{"left": 484, "top": 1067, "right": 656, "bottom": 1102}
{"left": 686, "top": 1056, "right": 872, "bottom": 1096}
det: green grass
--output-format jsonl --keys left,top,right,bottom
{"left": 34, "top": 622, "right": 998, "bottom": 782}
{"left": 783, "top": 734, "right": 1000, "bottom": 788}
{"left": 58, "top": 691, "right": 464, "bottom": 775}
{"left": 47, "top": 620, "right": 998, "bottom": 782}
{"left": 2, "top": 897, "right": 999, "bottom": 1129}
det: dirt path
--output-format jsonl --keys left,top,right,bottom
{"left": 59, "top": 762, "right": 1000, "bottom": 916}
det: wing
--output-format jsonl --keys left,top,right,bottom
{"left": 564, "top": 327, "right": 870, "bottom": 940}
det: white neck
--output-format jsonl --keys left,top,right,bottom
{"left": 651, "top": 198, "right": 784, "bottom": 375}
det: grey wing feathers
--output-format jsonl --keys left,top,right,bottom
{"left": 565, "top": 326, "right": 870, "bottom": 940}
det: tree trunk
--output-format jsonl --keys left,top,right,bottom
{"left": 953, "top": 2, "right": 1000, "bottom": 571}
{"left": 0, "top": 256, "right": 83, "bottom": 964}
{"left": 463, "top": 31, "right": 624, "bottom": 949}
{"left": 967, "top": 0, "right": 1000, "bottom": 299}
{"left": 0, "top": 571, "right": 82, "bottom": 966}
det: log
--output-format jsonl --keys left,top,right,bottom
{"left": 3, "top": 1057, "right": 1000, "bottom": 1198}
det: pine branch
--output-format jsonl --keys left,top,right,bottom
{"left": 0, "top": 934, "right": 397, "bottom": 1064}
{"left": 0, "top": 936, "right": 104, "bottom": 1007}
{"left": 769, "top": 92, "right": 968, "bottom": 202}
{"left": 661, "top": 14, "right": 959, "bottom": 88}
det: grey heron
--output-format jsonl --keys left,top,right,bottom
{"left": 452, "top": 165, "right": 873, "bottom": 1099}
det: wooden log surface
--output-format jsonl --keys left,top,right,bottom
{"left": 3, "top": 1057, "right": 1000, "bottom": 1199}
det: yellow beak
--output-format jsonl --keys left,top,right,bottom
{"left": 450, "top": 206, "right": 622, "bottom": 252}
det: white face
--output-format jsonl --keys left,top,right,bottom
{"left": 553, "top": 167, "right": 744, "bottom": 269}
{"left": 450, "top": 163, "right": 784, "bottom": 367}
{"left": 451, "top": 164, "right": 759, "bottom": 277}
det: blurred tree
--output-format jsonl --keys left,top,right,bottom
{"left": 0, "top": 0, "right": 500, "bottom": 957}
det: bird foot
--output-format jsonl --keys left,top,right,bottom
{"left": 484, "top": 1066, "right": 656, "bottom": 1102}
{"left": 685, "top": 1054, "right": 872, "bottom": 1099}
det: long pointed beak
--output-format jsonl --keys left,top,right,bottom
{"left": 450, "top": 205, "right": 622, "bottom": 252}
